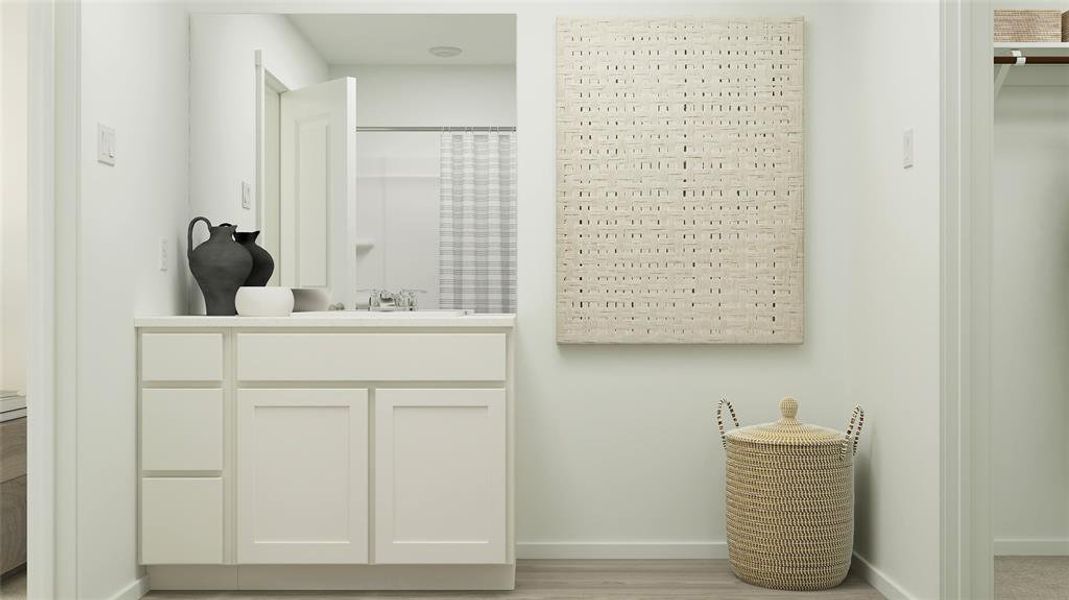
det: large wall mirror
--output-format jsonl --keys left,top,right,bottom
{"left": 189, "top": 13, "right": 517, "bottom": 312}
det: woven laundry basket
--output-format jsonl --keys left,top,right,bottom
{"left": 716, "top": 397, "right": 864, "bottom": 591}
{"left": 993, "top": 9, "right": 1064, "bottom": 43}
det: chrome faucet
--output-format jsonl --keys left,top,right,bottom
{"left": 361, "top": 289, "right": 426, "bottom": 311}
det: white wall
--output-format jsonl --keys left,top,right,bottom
{"left": 1, "top": 0, "right": 28, "bottom": 394}
{"left": 189, "top": 14, "right": 328, "bottom": 237}
{"left": 506, "top": 5, "right": 941, "bottom": 598}
{"left": 991, "top": 79, "right": 1069, "bottom": 554}
{"left": 77, "top": 2, "right": 190, "bottom": 597}
{"left": 330, "top": 64, "right": 516, "bottom": 127}
{"left": 329, "top": 64, "right": 516, "bottom": 307}
{"left": 61, "top": 3, "right": 944, "bottom": 599}
{"left": 181, "top": 3, "right": 945, "bottom": 598}
{"left": 353, "top": 147, "right": 442, "bottom": 306}
{"left": 841, "top": 2, "right": 942, "bottom": 596}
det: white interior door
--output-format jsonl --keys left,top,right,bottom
{"left": 237, "top": 388, "right": 368, "bottom": 564}
{"left": 280, "top": 77, "right": 356, "bottom": 305}
{"left": 375, "top": 389, "right": 506, "bottom": 564}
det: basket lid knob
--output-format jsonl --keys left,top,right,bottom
{"left": 779, "top": 397, "right": 798, "bottom": 421}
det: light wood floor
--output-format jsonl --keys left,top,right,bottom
{"left": 8, "top": 557, "right": 1067, "bottom": 599}
{"left": 0, "top": 561, "right": 884, "bottom": 599}
{"left": 140, "top": 561, "right": 883, "bottom": 600}
{"left": 0, "top": 567, "right": 26, "bottom": 600}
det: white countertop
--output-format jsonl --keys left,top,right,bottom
{"left": 135, "top": 311, "right": 515, "bottom": 329}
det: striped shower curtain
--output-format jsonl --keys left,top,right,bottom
{"left": 439, "top": 131, "right": 517, "bottom": 313}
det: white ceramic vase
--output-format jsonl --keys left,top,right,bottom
{"left": 291, "top": 287, "right": 332, "bottom": 312}
{"left": 235, "top": 286, "right": 294, "bottom": 317}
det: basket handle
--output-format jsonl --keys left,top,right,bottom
{"left": 839, "top": 404, "right": 865, "bottom": 460}
{"left": 716, "top": 398, "right": 740, "bottom": 448}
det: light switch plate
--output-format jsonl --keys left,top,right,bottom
{"left": 241, "top": 181, "right": 252, "bottom": 209}
{"left": 902, "top": 128, "right": 914, "bottom": 169}
{"left": 97, "top": 123, "right": 116, "bottom": 166}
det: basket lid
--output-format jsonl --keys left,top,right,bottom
{"left": 725, "top": 397, "right": 844, "bottom": 446}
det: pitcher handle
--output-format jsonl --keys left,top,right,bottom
{"left": 187, "top": 216, "right": 212, "bottom": 259}
{"left": 839, "top": 404, "right": 865, "bottom": 460}
{"left": 716, "top": 398, "right": 740, "bottom": 449}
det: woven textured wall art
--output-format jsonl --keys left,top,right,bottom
{"left": 557, "top": 17, "right": 805, "bottom": 344}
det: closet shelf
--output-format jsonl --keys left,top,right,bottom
{"left": 994, "top": 42, "right": 1069, "bottom": 51}
{"left": 993, "top": 43, "right": 1069, "bottom": 97}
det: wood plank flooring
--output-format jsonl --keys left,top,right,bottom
{"left": 0, "top": 566, "right": 26, "bottom": 600}
{"left": 12, "top": 557, "right": 1067, "bottom": 599}
{"left": 144, "top": 560, "right": 884, "bottom": 600}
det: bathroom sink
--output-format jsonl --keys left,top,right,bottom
{"left": 292, "top": 309, "right": 472, "bottom": 318}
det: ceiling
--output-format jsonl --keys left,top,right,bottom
{"left": 287, "top": 14, "right": 516, "bottom": 66}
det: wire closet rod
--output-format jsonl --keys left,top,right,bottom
{"left": 355, "top": 126, "right": 517, "bottom": 132}
{"left": 994, "top": 56, "right": 1069, "bottom": 64}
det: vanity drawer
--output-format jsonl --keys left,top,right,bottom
{"left": 237, "top": 333, "right": 506, "bottom": 381}
{"left": 141, "top": 477, "right": 223, "bottom": 564}
{"left": 141, "top": 333, "right": 223, "bottom": 381}
{"left": 141, "top": 389, "right": 223, "bottom": 472}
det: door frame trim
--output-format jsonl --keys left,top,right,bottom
{"left": 254, "top": 49, "right": 290, "bottom": 247}
{"left": 27, "top": 0, "right": 81, "bottom": 597}
{"left": 940, "top": 0, "right": 994, "bottom": 598}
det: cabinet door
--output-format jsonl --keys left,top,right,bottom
{"left": 237, "top": 389, "right": 368, "bottom": 564}
{"left": 375, "top": 389, "right": 506, "bottom": 564}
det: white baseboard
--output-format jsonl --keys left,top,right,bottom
{"left": 851, "top": 553, "right": 916, "bottom": 600}
{"left": 146, "top": 565, "right": 515, "bottom": 591}
{"left": 108, "top": 575, "right": 149, "bottom": 600}
{"left": 994, "top": 538, "right": 1069, "bottom": 556}
{"left": 516, "top": 541, "right": 728, "bottom": 559}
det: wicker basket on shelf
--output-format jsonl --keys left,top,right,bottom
{"left": 716, "top": 397, "right": 865, "bottom": 591}
{"left": 994, "top": 9, "right": 1064, "bottom": 43}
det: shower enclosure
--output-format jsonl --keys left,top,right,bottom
{"left": 354, "top": 126, "right": 517, "bottom": 313}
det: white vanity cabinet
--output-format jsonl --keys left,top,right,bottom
{"left": 136, "top": 314, "right": 515, "bottom": 591}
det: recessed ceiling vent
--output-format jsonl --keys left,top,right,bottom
{"left": 428, "top": 46, "right": 463, "bottom": 58}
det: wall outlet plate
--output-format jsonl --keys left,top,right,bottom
{"left": 241, "top": 181, "right": 252, "bottom": 209}
{"left": 97, "top": 123, "right": 116, "bottom": 166}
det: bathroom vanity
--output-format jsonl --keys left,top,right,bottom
{"left": 135, "top": 312, "right": 515, "bottom": 591}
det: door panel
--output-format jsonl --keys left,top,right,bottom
{"left": 280, "top": 77, "right": 356, "bottom": 305}
{"left": 237, "top": 388, "right": 368, "bottom": 564}
{"left": 375, "top": 389, "right": 506, "bottom": 564}
{"left": 295, "top": 119, "right": 329, "bottom": 286}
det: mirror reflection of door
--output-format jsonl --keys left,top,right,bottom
{"left": 261, "top": 75, "right": 356, "bottom": 305}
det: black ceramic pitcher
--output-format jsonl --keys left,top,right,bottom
{"left": 188, "top": 217, "right": 253, "bottom": 315}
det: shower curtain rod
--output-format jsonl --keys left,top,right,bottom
{"left": 355, "top": 126, "right": 517, "bottom": 132}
